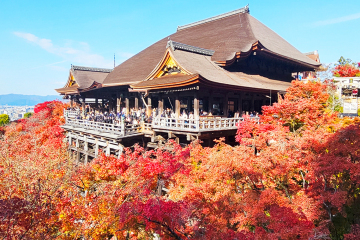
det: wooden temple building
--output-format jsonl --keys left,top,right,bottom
{"left": 56, "top": 5, "right": 321, "bottom": 162}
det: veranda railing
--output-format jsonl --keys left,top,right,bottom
{"left": 151, "top": 117, "right": 259, "bottom": 132}
{"left": 65, "top": 118, "right": 141, "bottom": 136}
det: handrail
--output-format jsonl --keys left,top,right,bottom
{"left": 64, "top": 110, "right": 81, "bottom": 119}
{"left": 64, "top": 113, "right": 260, "bottom": 135}
{"left": 152, "top": 116, "right": 259, "bottom": 131}
{"left": 65, "top": 118, "right": 141, "bottom": 136}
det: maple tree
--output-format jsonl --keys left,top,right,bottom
{"left": 0, "top": 114, "right": 10, "bottom": 126}
{"left": 332, "top": 57, "right": 360, "bottom": 77}
{"left": 0, "top": 100, "right": 72, "bottom": 239}
{"left": 1, "top": 80, "right": 360, "bottom": 239}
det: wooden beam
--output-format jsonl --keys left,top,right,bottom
{"left": 175, "top": 93, "right": 180, "bottom": 118}
{"left": 135, "top": 97, "right": 139, "bottom": 110}
{"left": 238, "top": 92, "right": 243, "bottom": 114}
{"left": 125, "top": 97, "right": 130, "bottom": 116}
{"left": 158, "top": 95, "right": 163, "bottom": 114}
{"left": 82, "top": 97, "right": 85, "bottom": 115}
{"left": 116, "top": 93, "right": 121, "bottom": 113}
{"left": 109, "top": 98, "right": 113, "bottom": 112}
{"left": 95, "top": 139, "right": 99, "bottom": 157}
{"left": 208, "top": 91, "right": 213, "bottom": 114}
{"left": 84, "top": 135, "right": 88, "bottom": 164}
{"left": 251, "top": 94, "right": 255, "bottom": 111}
{"left": 187, "top": 97, "right": 192, "bottom": 112}
{"left": 194, "top": 93, "right": 199, "bottom": 120}
{"left": 223, "top": 93, "right": 229, "bottom": 117}
{"left": 118, "top": 143, "right": 123, "bottom": 159}
{"left": 147, "top": 97, "right": 152, "bottom": 117}
{"left": 106, "top": 141, "right": 110, "bottom": 156}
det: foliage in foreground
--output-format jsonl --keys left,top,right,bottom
{"left": 23, "top": 112, "right": 33, "bottom": 118}
{"left": 332, "top": 56, "right": 360, "bottom": 77}
{"left": 0, "top": 114, "right": 10, "bottom": 126}
{"left": 0, "top": 82, "right": 360, "bottom": 239}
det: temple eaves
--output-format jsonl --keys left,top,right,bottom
{"left": 71, "top": 65, "right": 113, "bottom": 73}
{"left": 166, "top": 40, "right": 215, "bottom": 56}
{"left": 177, "top": 4, "right": 249, "bottom": 31}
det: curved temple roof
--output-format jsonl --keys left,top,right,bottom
{"left": 56, "top": 65, "right": 112, "bottom": 95}
{"left": 131, "top": 47, "right": 291, "bottom": 92}
{"left": 103, "top": 6, "right": 320, "bottom": 87}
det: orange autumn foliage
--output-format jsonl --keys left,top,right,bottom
{"left": 1, "top": 81, "right": 360, "bottom": 239}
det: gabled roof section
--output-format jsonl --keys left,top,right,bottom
{"left": 56, "top": 65, "right": 112, "bottom": 95}
{"left": 246, "top": 15, "right": 321, "bottom": 67}
{"left": 71, "top": 65, "right": 112, "bottom": 90}
{"left": 131, "top": 46, "right": 291, "bottom": 92}
{"left": 145, "top": 46, "right": 192, "bottom": 80}
{"left": 304, "top": 50, "right": 320, "bottom": 63}
{"left": 103, "top": 5, "right": 320, "bottom": 86}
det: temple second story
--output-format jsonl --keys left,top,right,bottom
{"left": 56, "top": 5, "right": 322, "bottom": 160}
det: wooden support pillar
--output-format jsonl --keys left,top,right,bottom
{"left": 82, "top": 97, "right": 85, "bottom": 115}
{"left": 194, "top": 93, "right": 199, "bottom": 120}
{"left": 147, "top": 97, "right": 152, "bottom": 117}
{"left": 223, "top": 93, "right": 229, "bottom": 117}
{"left": 106, "top": 141, "right": 110, "bottom": 156}
{"left": 95, "top": 98, "right": 98, "bottom": 110}
{"left": 95, "top": 139, "right": 99, "bottom": 157}
{"left": 76, "top": 138, "right": 80, "bottom": 162}
{"left": 208, "top": 92, "right": 213, "bottom": 114}
{"left": 175, "top": 93, "right": 180, "bottom": 118}
{"left": 68, "top": 133, "right": 72, "bottom": 146}
{"left": 158, "top": 95, "right": 163, "bottom": 115}
{"left": 116, "top": 93, "right": 121, "bottom": 113}
{"left": 250, "top": 94, "right": 255, "bottom": 111}
{"left": 125, "top": 97, "right": 130, "bottom": 116}
{"left": 187, "top": 97, "right": 192, "bottom": 112}
{"left": 84, "top": 136, "right": 88, "bottom": 164}
{"left": 238, "top": 92, "right": 243, "bottom": 114}
{"left": 135, "top": 97, "right": 139, "bottom": 110}
{"left": 109, "top": 98, "right": 113, "bottom": 112}
{"left": 118, "top": 144, "right": 123, "bottom": 159}
{"left": 70, "top": 97, "right": 74, "bottom": 108}
{"left": 101, "top": 99, "right": 105, "bottom": 111}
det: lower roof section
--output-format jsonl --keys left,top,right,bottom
{"left": 131, "top": 47, "right": 291, "bottom": 92}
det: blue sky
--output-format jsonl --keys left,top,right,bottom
{"left": 1, "top": 0, "right": 359, "bottom": 96}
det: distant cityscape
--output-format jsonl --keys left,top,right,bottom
{"left": 0, "top": 94, "right": 64, "bottom": 121}
{"left": 0, "top": 105, "right": 35, "bottom": 121}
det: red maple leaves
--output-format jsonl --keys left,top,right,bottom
{"left": 332, "top": 63, "right": 360, "bottom": 77}
{"left": 1, "top": 81, "right": 360, "bottom": 239}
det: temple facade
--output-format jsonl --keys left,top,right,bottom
{"left": 56, "top": 6, "right": 321, "bottom": 162}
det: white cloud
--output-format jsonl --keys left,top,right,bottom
{"left": 313, "top": 12, "right": 360, "bottom": 26}
{"left": 13, "top": 32, "right": 113, "bottom": 68}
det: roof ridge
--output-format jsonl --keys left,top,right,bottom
{"left": 177, "top": 5, "right": 249, "bottom": 31}
{"left": 71, "top": 65, "right": 113, "bottom": 73}
{"left": 167, "top": 40, "right": 215, "bottom": 56}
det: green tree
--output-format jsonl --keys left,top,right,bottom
{"left": 338, "top": 56, "right": 353, "bottom": 66}
{"left": 24, "top": 112, "right": 33, "bottom": 118}
{"left": 0, "top": 114, "right": 10, "bottom": 126}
